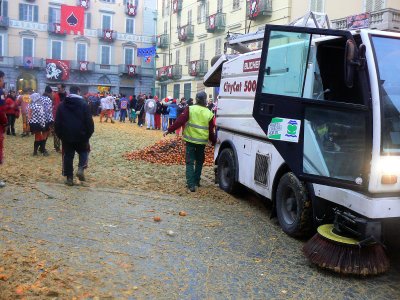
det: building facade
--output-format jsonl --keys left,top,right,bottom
{"left": 155, "top": 0, "right": 400, "bottom": 101}
{"left": 0, "top": 0, "right": 157, "bottom": 96}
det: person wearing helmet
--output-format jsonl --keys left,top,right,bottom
{"left": 163, "top": 91, "right": 216, "bottom": 192}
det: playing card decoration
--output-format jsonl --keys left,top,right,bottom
{"left": 127, "top": 65, "right": 136, "bottom": 76}
{"left": 178, "top": 27, "right": 187, "bottom": 41}
{"left": 208, "top": 14, "right": 216, "bottom": 30}
{"left": 79, "top": 61, "right": 89, "bottom": 71}
{"left": 60, "top": 5, "right": 85, "bottom": 35}
{"left": 127, "top": 3, "right": 137, "bottom": 16}
{"left": 103, "top": 29, "right": 114, "bottom": 41}
{"left": 46, "top": 59, "right": 70, "bottom": 81}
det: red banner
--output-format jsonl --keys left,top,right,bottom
{"left": 208, "top": 14, "right": 216, "bottom": 30}
{"left": 127, "top": 65, "right": 136, "bottom": 76}
{"left": 79, "top": 61, "right": 89, "bottom": 71}
{"left": 248, "top": 0, "right": 260, "bottom": 19}
{"left": 60, "top": 5, "right": 85, "bottom": 35}
{"left": 172, "top": 0, "right": 178, "bottom": 13}
{"left": 189, "top": 61, "right": 198, "bottom": 76}
{"left": 103, "top": 29, "right": 114, "bottom": 41}
{"left": 45, "top": 59, "right": 70, "bottom": 81}
{"left": 127, "top": 4, "right": 137, "bottom": 16}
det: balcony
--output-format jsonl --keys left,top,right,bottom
{"left": 188, "top": 59, "right": 208, "bottom": 77}
{"left": 0, "top": 16, "right": 9, "bottom": 29}
{"left": 0, "top": 56, "right": 16, "bottom": 67}
{"left": 156, "top": 34, "right": 169, "bottom": 49}
{"left": 246, "top": 0, "right": 272, "bottom": 20}
{"left": 172, "top": 0, "right": 182, "bottom": 13}
{"left": 94, "top": 64, "right": 119, "bottom": 74}
{"left": 332, "top": 8, "right": 400, "bottom": 32}
{"left": 47, "top": 23, "right": 66, "bottom": 36}
{"left": 125, "top": 4, "right": 137, "bottom": 16}
{"left": 14, "top": 57, "right": 43, "bottom": 69}
{"left": 206, "top": 13, "right": 226, "bottom": 33}
{"left": 118, "top": 64, "right": 142, "bottom": 76}
{"left": 97, "top": 29, "right": 117, "bottom": 42}
{"left": 178, "top": 25, "right": 194, "bottom": 42}
{"left": 171, "top": 64, "right": 182, "bottom": 80}
{"left": 70, "top": 60, "right": 95, "bottom": 72}
{"left": 156, "top": 65, "right": 173, "bottom": 81}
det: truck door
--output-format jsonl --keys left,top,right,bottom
{"left": 253, "top": 25, "right": 371, "bottom": 190}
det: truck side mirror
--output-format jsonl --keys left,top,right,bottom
{"left": 344, "top": 39, "right": 356, "bottom": 88}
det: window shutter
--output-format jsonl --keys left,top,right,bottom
{"left": 197, "top": 5, "right": 200, "bottom": 24}
{"left": 217, "top": 0, "right": 223, "bottom": 13}
{"left": 3, "top": 1, "right": 8, "bottom": 17}
{"left": 186, "top": 46, "right": 191, "bottom": 65}
{"left": 86, "top": 13, "right": 91, "bottom": 29}
{"left": 19, "top": 4, "right": 23, "bottom": 21}
{"left": 34, "top": 5, "right": 39, "bottom": 22}
{"left": 200, "top": 43, "right": 205, "bottom": 60}
{"left": 176, "top": 49, "right": 180, "bottom": 65}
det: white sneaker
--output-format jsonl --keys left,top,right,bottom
{"left": 0, "top": 180, "right": 5, "bottom": 188}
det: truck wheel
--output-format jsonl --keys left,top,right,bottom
{"left": 217, "top": 148, "right": 239, "bottom": 194}
{"left": 276, "top": 172, "right": 312, "bottom": 238}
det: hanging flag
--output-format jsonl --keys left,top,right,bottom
{"left": 248, "top": 0, "right": 260, "bottom": 19}
{"left": 172, "top": 0, "right": 179, "bottom": 14}
{"left": 137, "top": 46, "right": 156, "bottom": 57}
{"left": 80, "top": 0, "right": 90, "bottom": 9}
{"left": 24, "top": 57, "right": 34, "bottom": 69}
{"left": 127, "top": 3, "right": 137, "bottom": 16}
{"left": 127, "top": 65, "right": 136, "bottom": 76}
{"left": 144, "top": 56, "right": 151, "bottom": 63}
{"left": 45, "top": 59, "right": 70, "bottom": 81}
{"left": 60, "top": 5, "right": 85, "bottom": 35}
{"left": 79, "top": 61, "right": 89, "bottom": 71}
{"left": 103, "top": 29, "right": 114, "bottom": 41}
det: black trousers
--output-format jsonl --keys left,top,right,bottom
{"left": 6, "top": 114, "right": 16, "bottom": 135}
{"left": 62, "top": 141, "right": 90, "bottom": 177}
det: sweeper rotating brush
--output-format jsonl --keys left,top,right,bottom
{"left": 303, "top": 224, "right": 390, "bottom": 276}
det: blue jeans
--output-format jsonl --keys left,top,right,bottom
{"left": 120, "top": 109, "right": 127, "bottom": 122}
{"left": 114, "top": 110, "right": 120, "bottom": 120}
{"left": 162, "top": 114, "right": 169, "bottom": 131}
{"left": 146, "top": 113, "right": 155, "bottom": 129}
{"left": 62, "top": 141, "right": 89, "bottom": 177}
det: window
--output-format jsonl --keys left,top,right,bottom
{"left": 184, "top": 83, "right": 191, "bottom": 100}
{"left": 19, "top": 4, "right": 38, "bottom": 22}
{"left": 101, "top": 0, "right": 116, "bottom": 3}
{"left": 22, "top": 38, "right": 34, "bottom": 57}
{"left": 76, "top": 43, "right": 87, "bottom": 61}
{"left": 101, "top": 45, "right": 111, "bottom": 65}
{"left": 102, "top": 14, "right": 112, "bottom": 30}
{"left": 124, "top": 48, "right": 134, "bottom": 65}
{"left": 51, "top": 40, "right": 62, "bottom": 59}
{"left": 163, "top": 21, "right": 168, "bottom": 34}
{"left": 364, "top": 0, "right": 384, "bottom": 12}
{"left": 126, "top": 18, "right": 135, "bottom": 34}
{"left": 85, "top": 13, "right": 91, "bottom": 29}
{"left": 0, "top": 35, "right": 4, "bottom": 56}
{"left": 187, "top": 9, "right": 192, "bottom": 25}
{"left": 173, "top": 84, "right": 180, "bottom": 99}
{"left": 233, "top": 0, "right": 240, "bottom": 10}
{"left": 217, "top": 0, "right": 223, "bottom": 13}
{"left": 200, "top": 43, "right": 205, "bottom": 60}
{"left": 186, "top": 46, "right": 191, "bottom": 65}
{"left": 175, "top": 49, "right": 180, "bottom": 65}
{"left": 48, "top": 7, "right": 60, "bottom": 24}
{"left": 310, "top": 0, "right": 325, "bottom": 13}
{"left": 0, "top": 1, "right": 9, "bottom": 17}
{"left": 215, "top": 38, "right": 222, "bottom": 56}
{"left": 197, "top": 3, "right": 206, "bottom": 24}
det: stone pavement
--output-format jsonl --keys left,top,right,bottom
{"left": 1, "top": 182, "right": 400, "bottom": 299}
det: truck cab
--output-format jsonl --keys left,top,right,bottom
{"left": 205, "top": 24, "right": 400, "bottom": 240}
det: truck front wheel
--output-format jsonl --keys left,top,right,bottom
{"left": 276, "top": 172, "right": 312, "bottom": 238}
{"left": 217, "top": 148, "right": 239, "bottom": 194}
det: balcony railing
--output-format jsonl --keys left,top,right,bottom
{"left": 94, "top": 64, "right": 119, "bottom": 74}
{"left": 70, "top": 60, "right": 95, "bottom": 72}
{"left": 0, "top": 56, "right": 16, "bottom": 67}
{"left": 118, "top": 64, "right": 142, "bottom": 76}
{"left": 188, "top": 59, "right": 208, "bottom": 77}
{"left": 332, "top": 8, "right": 400, "bottom": 32}
{"left": 156, "top": 34, "right": 169, "bottom": 49}
{"left": 97, "top": 29, "right": 117, "bottom": 42}
{"left": 206, "top": 13, "right": 226, "bottom": 33}
{"left": 246, "top": 0, "right": 272, "bottom": 20}
{"left": 0, "top": 16, "right": 9, "bottom": 29}
{"left": 156, "top": 65, "right": 173, "bottom": 81}
{"left": 48, "top": 22, "right": 67, "bottom": 35}
{"left": 178, "top": 25, "right": 194, "bottom": 42}
{"left": 171, "top": 65, "right": 182, "bottom": 80}
{"left": 172, "top": 0, "right": 183, "bottom": 13}
{"left": 14, "top": 57, "right": 44, "bottom": 68}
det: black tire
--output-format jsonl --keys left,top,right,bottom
{"left": 217, "top": 148, "right": 239, "bottom": 194}
{"left": 276, "top": 172, "right": 312, "bottom": 238}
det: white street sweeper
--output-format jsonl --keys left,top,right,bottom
{"left": 204, "top": 14, "right": 400, "bottom": 275}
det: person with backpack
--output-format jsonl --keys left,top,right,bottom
{"left": 119, "top": 94, "right": 129, "bottom": 123}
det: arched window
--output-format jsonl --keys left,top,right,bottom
{"left": 16, "top": 73, "right": 38, "bottom": 93}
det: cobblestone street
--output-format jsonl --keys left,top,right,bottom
{"left": 0, "top": 119, "right": 400, "bottom": 299}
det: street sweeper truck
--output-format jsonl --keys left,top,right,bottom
{"left": 204, "top": 18, "right": 400, "bottom": 275}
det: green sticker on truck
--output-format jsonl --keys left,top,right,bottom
{"left": 267, "top": 118, "right": 301, "bottom": 143}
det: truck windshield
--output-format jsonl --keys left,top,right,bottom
{"left": 372, "top": 35, "right": 400, "bottom": 154}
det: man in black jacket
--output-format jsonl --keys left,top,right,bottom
{"left": 55, "top": 86, "right": 94, "bottom": 186}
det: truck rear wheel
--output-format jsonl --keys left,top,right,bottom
{"left": 217, "top": 148, "right": 239, "bottom": 194}
{"left": 276, "top": 172, "right": 312, "bottom": 238}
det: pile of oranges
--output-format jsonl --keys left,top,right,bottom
{"left": 124, "top": 137, "right": 214, "bottom": 166}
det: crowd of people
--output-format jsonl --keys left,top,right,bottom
{"left": 0, "top": 75, "right": 218, "bottom": 191}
